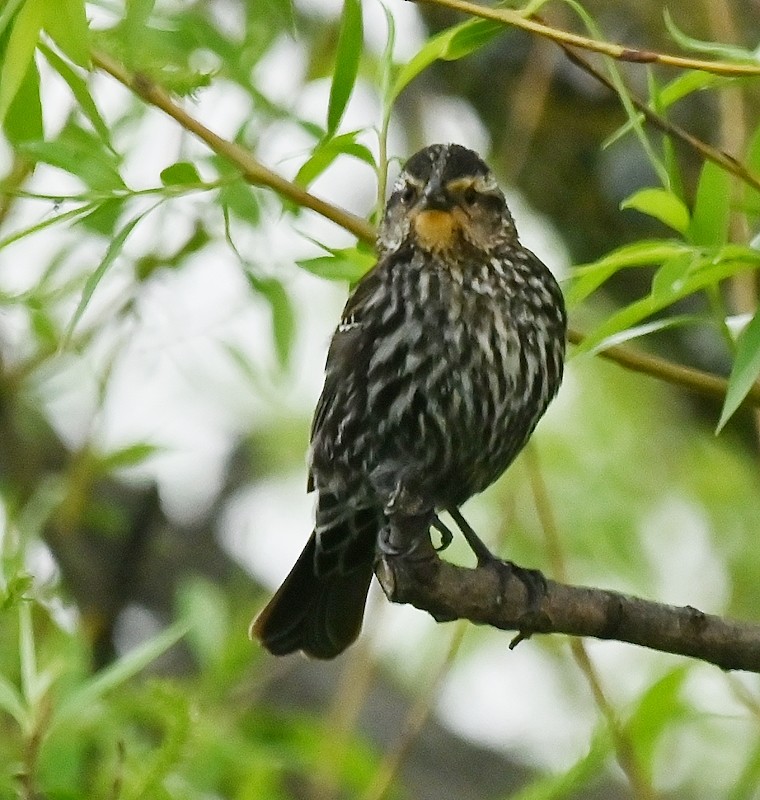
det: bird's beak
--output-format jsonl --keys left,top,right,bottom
{"left": 417, "top": 178, "right": 450, "bottom": 212}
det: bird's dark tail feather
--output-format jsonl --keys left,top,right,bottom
{"left": 250, "top": 530, "right": 375, "bottom": 659}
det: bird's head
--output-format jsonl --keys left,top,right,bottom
{"left": 377, "top": 143, "right": 517, "bottom": 258}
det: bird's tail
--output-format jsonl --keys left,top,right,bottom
{"left": 250, "top": 518, "right": 377, "bottom": 659}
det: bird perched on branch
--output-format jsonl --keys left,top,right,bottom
{"left": 251, "top": 143, "right": 566, "bottom": 658}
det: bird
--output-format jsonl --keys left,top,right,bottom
{"left": 251, "top": 143, "right": 567, "bottom": 659}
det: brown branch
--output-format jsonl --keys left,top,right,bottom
{"left": 375, "top": 552, "right": 760, "bottom": 673}
{"left": 567, "top": 329, "right": 760, "bottom": 408}
{"left": 90, "top": 50, "right": 375, "bottom": 246}
{"left": 416, "top": 0, "right": 760, "bottom": 76}
{"left": 90, "top": 50, "right": 760, "bottom": 411}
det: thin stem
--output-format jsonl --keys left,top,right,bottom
{"left": 362, "top": 621, "right": 467, "bottom": 800}
{"left": 91, "top": 50, "right": 375, "bottom": 246}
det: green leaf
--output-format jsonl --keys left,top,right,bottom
{"left": 43, "top": 0, "right": 89, "bottom": 67}
{"left": 621, "top": 188, "right": 690, "bottom": 234}
{"left": 664, "top": 9, "right": 755, "bottom": 60}
{"left": 567, "top": 240, "right": 690, "bottom": 306}
{"left": 0, "top": 674, "right": 26, "bottom": 726}
{"left": 295, "top": 130, "right": 375, "bottom": 188}
{"left": 0, "top": 201, "right": 100, "bottom": 251}
{"left": 0, "top": 0, "right": 45, "bottom": 126}
{"left": 19, "top": 124, "right": 125, "bottom": 191}
{"left": 657, "top": 70, "right": 727, "bottom": 109}
{"left": 687, "top": 160, "right": 731, "bottom": 247}
{"left": 63, "top": 206, "right": 154, "bottom": 346}
{"left": 718, "top": 307, "right": 760, "bottom": 431}
{"left": 245, "top": 273, "right": 296, "bottom": 367}
{"left": 510, "top": 729, "right": 610, "bottom": 800}
{"left": 392, "top": 18, "right": 501, "bottom": 101}
{"left": 39, "top": 43, "right": 110, "bottom": 146}
{"left": 581, "top": 315, "right": 701, "bottom": 352}
{"left": 327, "top": 0, "right": 362, "bottom": 136}
{"left": 0, "top": 0, "right": 26, "bottom": 39}
{"left": 577, "top": 250, "right": 760, "bottom": 355}
{"left": 177, "top": 578, "right": 229, "bottom": 667}
{"left": 297, "top": 245, "right": 374, "bottom": 283}
{"left": 2, "top": 53, "right": 42, "bottom": 144}
{"left": 650, "top": 252, "right": 696, "bottom": 297}
{"left": 97, "top": 443, "right": 160, "bottom": 471}
{"left": 625, "top": 667, "right": 689, "bottom": 771}
{"left": 160, "top": 160, "right": 202, "bottom": 186}
{"left": 51, "top": 621, "right": 189, "bottom": 731}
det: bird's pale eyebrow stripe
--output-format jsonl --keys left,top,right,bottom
{"left": 446, "top": 175, "right": 499, "bottom": 194}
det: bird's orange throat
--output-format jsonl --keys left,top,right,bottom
{"left": 413, "top": 209, "right": 459, "bottom": 251}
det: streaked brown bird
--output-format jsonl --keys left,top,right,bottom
{"left": 251, "top": 143, "right": 566, "bottom": 658}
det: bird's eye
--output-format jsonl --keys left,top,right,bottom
{"left": 463, "top": 186, "right": 478, "bottom": 206}
{"left": 400, "top": 184, "right": 417, "bottom": 204}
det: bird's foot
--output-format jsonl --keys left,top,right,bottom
{"left": 377, "top": 514, "right": 437, "bottom": 561}
{"left": 445, "top": 507, "right": 547, "bottom": 641}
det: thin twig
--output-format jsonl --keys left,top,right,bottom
{"left": 90, "top": 50, "right": 375, "bottom": 246}
{"left": 362, "top": 621, "right": 468, "bottom": 800}
{"left": 558, "top": 47, "right": 760, "bottom": 194}
{"left": 416, "top": 0, "right": 760, "bottom": 76}
{"left": 567, "top": 329, "right": 760, "bottom": 408}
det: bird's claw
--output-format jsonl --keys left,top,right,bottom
{"left": 431, "top": 516, "right": 453, "bottom": 552}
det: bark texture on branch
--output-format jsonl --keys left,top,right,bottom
{"left": 375, "top": 553, "right": 760, "bottom": 673}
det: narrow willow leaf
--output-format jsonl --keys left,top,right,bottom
{"left": 3, "top": 55, "right": 42, "bottom": 144}
{"left": 377, "top": 0, "right": 396, "bottom": 105}
{"left": 63, "top": 206, "right": 154, "bottom": 346}
{"left": 718, "top": 308, "right": 760, "bottom": 431}
{"left": 0, "top": 202, "right": 101, "bottom": 252}
{"left": 567, "top": 240, "right": 690, "bottom": 306}
{"left": 295, "top": 131, "right": 374, "bottom": 188}
{"left": 625, "top": 668, "right": 689, "bottom": 769}
{"left": 0, "top": 0, "right": 44, "bottom": 125}
{"left": 0, "top": 675, "right": 26, "bottom": 726}
{"left": 621, "top": 188, "right": 690, "bottom": 233}
{"left": 327, "top": 0, "right": 362, "bottom": 136}
{"left": 98, "top": 443, "right": 160, "bottom": 471}
{"left": 0, "top": 0, "right": 26, "bottom": 38}
{"left": 509, "top": 729, "right": 610, "bottom": 800}
{"left": 664, "top": 9, "right": 754, "bottom": 60}
{"left": 245, "top": 273, "right": 296, "bottom": 367}
{"left": 577, "top": 256, "right": 760, "bottom": 356}
{"left": 650, "top": 252, "right": 696, "bottom": 297}
{"left": 51, "top": 622, "right": 189, "bottom": 730}
{"left": 43, "top": 0, "right": 89, "bottom": 67}
{"left": 39, "top": 44, "right": 110, "bottom": 146}
{"left": 657, "top": 70, "right": 726, "bottom": 109}
{"left": 391, "top": 18, "right": 500, "bottom": 101}
{"left": 687, "top": 160, "right": 731, "bottom": 247}
{"left": 19, "top": 136, "right": 125, "bottom": 191}
{"left": 585, "top": 315, "right": 701, "bottom": 353}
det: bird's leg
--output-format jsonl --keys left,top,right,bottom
{"left": 377, "top": 511, "right": 437, "bottom": 561}
{"left": 447, "top": 507, "right": 547, "bottom": 616}
{"left": 431, "top": 515, "right": 454, "bottom": 552}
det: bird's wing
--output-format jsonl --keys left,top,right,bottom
{"left": 307, "top": 263, "right": 383, "bottom": 492}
